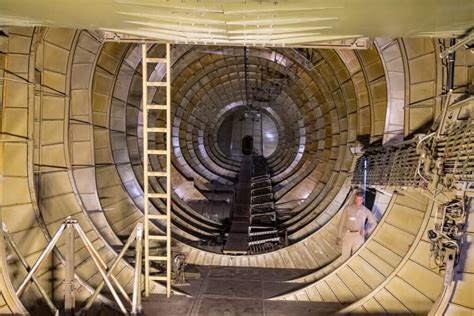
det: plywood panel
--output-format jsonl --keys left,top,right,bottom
{"left": 326, "top": 274, "right": 357, "bottom": 303}
{"left": 373, "top": 223, "right": 414, "bottom": 257}
{"left": 398, "top": 260, "right": 443, "bottom": 301}
{"left": 347, "top": 256, "right": 384, "bottom": 289}
{"left": 386, "top": 276, "right": 433, "bottom": 314}
{"left": 374, "top": 288, "right": 410, "bottom": 314}
{"left": 337, "top": 267, "right": 371, "bottom": 299}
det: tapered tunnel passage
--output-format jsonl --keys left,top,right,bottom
{"left": 0, "top": 25, "right": 473, "bottom": 316}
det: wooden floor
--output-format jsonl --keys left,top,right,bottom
{"left": 142, "top": 266, "right": 342, "bottom": 316}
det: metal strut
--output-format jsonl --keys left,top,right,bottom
{"left": 141, "top": 42, "right": 172, "bottom": 298}
{"left": 6, "top": 218, "right": 144, "bottom": 315}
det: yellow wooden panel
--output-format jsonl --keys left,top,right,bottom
{"left": 44, "top": 28, "right": 76, "bottom": 49}
{"left": 272, "top": 251, "right": 285, "bottom": 268}
{"left": 398, "top": 260, "right": 443, "bottom": 301}
{"left": 185, "top": 248, "right": 198, "bottom": 264}
{"left": 451, "top": 273, "right": 474, "bottom": 308}
{"left": 363, "top": 298, "right": 386, "bottom": 314}
{"left": 99, "top": 184, "right": 129, "bottom": 206}
{"left": 71, "top": 124, "right": 91, "bottom": 142}
{"left": 2, "top": 203, "right": 38, "bottom": 233}
{"left": 2, "top": 177, "right": 31, "bottom": 205}
{"left": 338, "top": 50, "right": 361, "bottom": 75}
{"left": 403, "top": 38, "right": 434, "bottom": 59}
{"left": 93, "top": 71, "right": 114, "bottom": 98}
{"left": 41, "top": 144, "right": 67, "bottom": 167}
{"left": 11, "top": 227, "right": 49, "bottom": 258}
{"left": 385, "top": 203, "right": 424, "bottom": 235}
{"left": 40, "top": 171, "right": 72, "bottom": 198}
{"left": 316, "top": 281, "right": 338, "bottom": 302}
{"left": 409, "top": 240, "right": 433, "bottom": 269}
{"left": 386, "top": 276, "right": 433, "bottom": 314}
{"left": 72, "top": 141, "right": 93, "bottom": 165}
{"left": 41, "top": 194, "right": 83, "bottom": 224}
{"left": 0, "top": 296, "right": 12, "bottom": 314}
{"left": 43, "top": 70, "right": 67, "bottom": 93}
{"left": 374, "top": 288, "right": 410, "bottom": 314}
{"left": 337, "top": 266, "right": 371, "bottom": 299}
{"left": 71, "top": 89, "right": 91, "bottom": 116}
{"left": 7, "top": 34, "right": 33, "bottom": 54}
{"left": 352, "top": 72, "right": 369, "bottom": 107}
{"left": 461, "top": 233, "right": 474, "bottom": 274}
{"left": 3, "top": 142, "right": 27, "bottom": 177}
{"left": 326, "top": 274, "right": 357, "bottom": 303}
{"left": 347, "top": 255, "right": 385, "bottom": 289}
{"left": 97, "top": 51, "right": 122, "bottom": 75}
{"left": 358, "top": 247, "right": 394, "bottom": 277}
{"left": 43, "top": 41, "right": 69, "bottom": 73}
{"left": 445, "top": 303, "right": 474, "bottom": 315}
{"left": 408, "top": 54, "right": 435, "bottom": 84}
{"left": 284, "top": 294, "right": 298, "bottom": 301}
{"left": 305, "top": 286, "right": 323, "bottom": 301}
{"left": 373, "top": 223, "right": 415, "bottom": 257}
{"left": 95, "top": 166, "right": 122, "bottom": 187}
{"left": 287, "top": 247, "right": 310, "bottom": 269}
{"left": 295, "top": 291, "right": 310, "bottom": 301}
{"left": 394, "top": 192, "right": 427, "bottom": 211}
{"left": 3, "top": 108, "right": 28, "bottom": 137}
{"left": 280, "top": 249, "right": 296, "bottom": 269}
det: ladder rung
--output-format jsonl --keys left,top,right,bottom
{"left": 147, "top": 149, "right": 167, "bottom": 155}
{"left": 149, "top": 275, "right": 168, "bottom": 281}
{"left": 149, "top": 256, "right": 168, "bottom": 261}
{"left": 148, "top": 171, "right": 167, "bottom": 177}
{"left": 148, "top": 214, "right": 168, "bottom": 220}
{"left": 147, "top": 104, "right": 167, "bottom": 110}
{"left": 148, "top": 193, "right": 167, "bottom": 199}
{"left": 147, "top": 127, "right": 167, "bottom": 133}
{"left": 146, "top": 57, "right": 167, "bottom": 63}
{"left": 146, "top": 81, "right": 167, "bottom": 87}
{"left": 148, "top": 235, "right": 167, "bottom": 241}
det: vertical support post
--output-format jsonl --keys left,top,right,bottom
{"left": 132, "top": 223, "right": 143, "bottom": 315}
{"left": 166, "top": 43, "right": 172, "bottom": 298}
{"left": 137, "top": 231, "right": 142, "bottom": 310}
{"left": 141, "top": 42, "right": 150, "bottom": 297}
{"left": 446, "top": 38, "right": 456, "bottom": 92}
{"left": 64, "top": 220, "right": 75, "bottom": 315}
{"left": 260, "top": 111, "right": 263, "bottom": 155}
{"left": 444, "top": 250, "right": 456, "bottom": 286}
{"left": 363, "top": 157, "right": 368, "bottom": 205}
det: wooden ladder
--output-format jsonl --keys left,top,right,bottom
{"left": 141, "top": 43, "right": 172, "bottom": 297}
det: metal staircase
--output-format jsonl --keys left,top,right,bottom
{"left": 141, "top": 43, "right": 172, "bottom": 297}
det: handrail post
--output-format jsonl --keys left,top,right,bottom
{"left": 132, "top": 223, "right": 143, "bottom": 315}
{"left": 64, "top": 218, "right": 76, "bottom": 316}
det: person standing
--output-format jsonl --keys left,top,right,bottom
{"left": 336, "top": 190, "right": 377, "bottom": 260}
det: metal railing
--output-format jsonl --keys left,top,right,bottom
{"left": 352, "top": 138, "right": 422, "bottom": 187}
{"left": 352, "top": 95, "right": 474, "bottom": 193}
{"left": 3, "top": 218, "right": 144, "bottom": 315}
